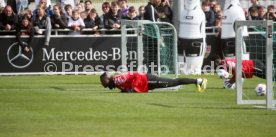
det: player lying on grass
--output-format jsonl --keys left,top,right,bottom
{"left": 100, "top": 72, "right": 207, "bottom": 93}
{"left": 212, "top": 55, "right": 270, "bottom": 88}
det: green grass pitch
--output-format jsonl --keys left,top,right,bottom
{"left": 0, "top": 74, "right": 276, "bottom": 137}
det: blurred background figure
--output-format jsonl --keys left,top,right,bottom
{"left": 137, "top": 5, "right": 145, "bottom": 20}
{"left": 16, "top": 0, "right": 29, "bottom": 14}
{"left": 121, "top": 6, "right": 138, "bottom": 20}
{"left": 118, "top": 0, "right": 128, "bottom": 17}
{"left": 158, "top": 0, "right": 172, "bottom": 23}
{"left": 51, "top": 4, "right": 67, "bottom": 29}
{"left": 144, "top": 0, "right": 160, "bottom": 22}
{"left": 33, "top": 0, "right": 53, "bottom": 17}
{"left": 56, "top": 0, "right": 76, "bottom": 12}
{"left": 64, "top": 4, "right": 73, "bottom": 19}
{"left": 0, "top": 5, "right": 18, "bottom": 31}
{"left": 202, "top": 1, "right": 215, "bottom": 27}
{"left": 103, "top": 1, "right": 120, "bottom": 31}
{"left": 257, "top": 6, "right": 266, "bottom": 20}
{"left": 248, "top": 0, "right": 260, "bottom": 13}
{"left": 35, "top": 0, "right": 51, "bottom": 9}
{"left": 156, "top": 6, "right": 171, "bottom": 23}
{"left": 264, "top": 5, "right": 276, "bottom": 21}
{"left": 67, "top": 9, "right": 85, "bottom": 35}
{"left": 84, "top": 8, "right": 101, "bottom": 34}
{"left": 76, "top": 2, "right": 84, "bottom": 14}
{"left": 209, "top": 0, "right": 217, "bottom": 11}
{"left": 81, "top": 0, "right": 93, "bottom": 19}
{"left": 32, "top": 4, "right": 52, "bottom": 46}
{"left": 16, "top": 14, "right": 34, "bottom": 53}
{"left": 248, "top": 7, "right": 259, "bottom": 20}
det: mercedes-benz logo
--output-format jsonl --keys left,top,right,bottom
{"left": 7, "top": 42, "right": 33, "bottom": 69}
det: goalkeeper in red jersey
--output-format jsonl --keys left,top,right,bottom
{"left": 100, "top": 72, "right": 208, "bottom": 93}
{"left": 212, "top": 55, "right": 269, "bottom": 88}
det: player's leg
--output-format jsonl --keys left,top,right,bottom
{"left": 147, "top": 74, "right": 207, "bottom": 92}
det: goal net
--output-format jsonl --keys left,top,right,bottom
{"left": 235, "top": 20, "right": 276, "bottom": 109}
{"left": 120, "top": 20, "right": 178, "bottom": 79}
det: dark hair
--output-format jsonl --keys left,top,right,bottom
{"left": 128, "top": 6, "right": 135, "bottom": 13}
{"left": 53, "top": 4, "right": 63, "bottom": 15}
{"left": 100, "top": 72, "right": 107, "bottom": 80}
{"left": 85, "top": 0, "right": 92, "bottom": 4}
{"left": 64, "top": 4, "right": 72, "bottom": 11}
{"left": 210, "top": 54, "right": 221, "bottom": 61}
{"left": 102, "top": 2, "right": 110, "bottom": 8}
{"left": 87, "top": 8, "right": 98, "bottom": 19}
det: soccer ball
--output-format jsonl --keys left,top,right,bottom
{"left": 255, "top": 84, "right": 266, "bottom": 96}
{"left": 217, "top": 69, "right": 229, "bottom": 79}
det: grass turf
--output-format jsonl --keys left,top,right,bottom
{"left": 0, "top": 74, "right": 276, "bottom": 137}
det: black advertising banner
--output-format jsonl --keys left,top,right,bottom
{"left": 0, "top": 36, "right": 122, "bottom": 73}
{"left": 0, "top": 35, "right": 226, "bottom": 74}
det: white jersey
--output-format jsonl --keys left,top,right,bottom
{"left": 221, "top": 3, "right": 248, "bottom": 39}
{"left": 179, "top": 6, "right": 205, "bottom": 39}
{"left": 68, "top": 17, "right": 85, "bottom": 27}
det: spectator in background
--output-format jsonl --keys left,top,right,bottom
{"left": 0, "top": 0, "right": 6, "bottom": 8}
{"left": 264, "top": 5, "right": 276, "bottom": 21}
{"left": 137, "top": 5, "right": 145, "bottom": 20}
{"left": 32, "top": 4, "right": 52, "bottom": 46}
{"left": 6, "top": 0, "right": 17, "bottom": 13}
{"left": 64, "top": 4, "right": 73, "bottom": 19}
{"left": 257, "top": 6, "right": 266, "bottom": 20}
{"left": 118, "top": 0, "right": 128, "bottom": 17}
{"left": 35, "top": 0, "right": 51, "bottom": 8}
{"left": 68, "top": 9, "right": 85, "bottom": 35}
{"left": 75, "top": 0, "right": 81, "bottom": 5}
{"left": 248, "top": 7, "right": 259, "bottom": 20}
{"left": 80, "top": 0, "right": 93, "bottom": 19}
{"left": 51, "top": 5, "right": 67, "bottom": 29}
{"left": 209, "top": 0, "right": 217, "bottom": 11}
{"left": 18, "top": 8, "right": 33, "bottom": 23}
{"left": 56, "top": 0, "right": 76, "bottom": 12}
{"left": 248, "top": 0, "right": 260, "bottom": 13}
{"left": 16, "top": 0, "right": 29, "bottom": 14}
{"left": 158, "top": 0, "right": 172, "bottom": 23}
{"left": 215, "top": 10, "right": 222, "bottom": 36}
{"left": 99, "top": 2, "right": 110, "bottom": 29}
{"left": 121, "top": 6, "right": 138, "bottom": 20}
{"left": 16, "top": 15, "right": 34, "bottom": 53}
{"left": 0, "top": 5, "right": 18, "bottom": 31}
{"left": 202, "top": 1, "right": 215, "bottom": 27}
{"left": 144, "top": 0, "right": 160, "bottom": 22}
{"left": 33, "top": 0, "right": 53, "bottom": 17}
{"left": 76, "top": 3, "right": 84, "bottom": 13}
{"left": 213, "top": 4, "right": 221, "bottom": 17}
{"left": 156, "top": 6, "right": 170, "bottom": 23}
{"left": 104, "top": 1, "right": 121, "bottom": 30}
{"left": 84, "top": 8, "right": 100, "bottom": 33}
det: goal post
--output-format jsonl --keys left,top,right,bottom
{"left": 121, "top": 20, "right": 178, "bottom": 78}
{"left": 235, "top": 20, "right": 276, "bottom": 109}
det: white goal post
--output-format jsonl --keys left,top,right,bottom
{"left": 235, "top": 20, "right": 276, "bottom": 109}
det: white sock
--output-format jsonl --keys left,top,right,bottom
{"left": 197, "top": 78, "right": 203, "bottom": 85}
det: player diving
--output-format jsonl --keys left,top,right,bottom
{"left": 100, "top": 72, "right": 207, "bottom": 93}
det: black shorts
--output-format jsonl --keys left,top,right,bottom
{"left": 178, "top": 38, "right": 204, "bottom": 56}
